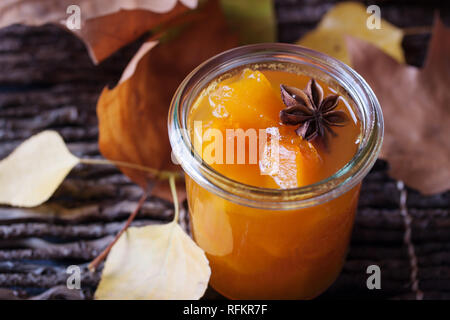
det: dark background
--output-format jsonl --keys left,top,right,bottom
{"left": 0, "top": 0, "right": 449, "bottom": 300}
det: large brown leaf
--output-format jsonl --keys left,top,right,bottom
{"left": 97, "top": 0, "right": 239, "bottom": 199}
{"left": 0, "top": 0, "right": 196, "bottom": 63}
{"left": 347, "top": 19, "right": 450, "bottom": 195}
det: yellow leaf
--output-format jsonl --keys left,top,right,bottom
{"left": 95, "top": 222, "right": 211, "bottom": 300}
{"left": 0, "top": 131, "right": 79, "bottom": 207}
{"left": 298, "top": 2, "right": 404, "bottom": 65}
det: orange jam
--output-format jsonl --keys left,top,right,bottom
{"left": 186, "top": 67, "right": 361, "bottom": 299}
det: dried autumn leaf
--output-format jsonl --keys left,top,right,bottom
{"left": 95, "top": 222, "right": 211, "bottom": 299}
{"left": 347, "top": 19, "right": 450, "bottom": 195}
{"left": 0, "top": 131, "right": 79, "bottom": 207}
{"left": 97, "top": 0, "right": 238, "bottom": 200}
{"left": 0, "top": 0, "right": 197, "bottom": 63}
{"left": 298, "top": 2, "right": 404, "bottom": 65}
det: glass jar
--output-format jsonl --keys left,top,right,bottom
{"left": 168, "top": 44, "right": 383, "bottom": 299}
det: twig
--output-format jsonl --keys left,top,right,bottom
{"left": 88, "top": 190, "right": 150, "bottom": 271}
{"left": 169, "top": 175, "right": 179, "bottom": 223}
{"left": 396, "top": 181, "right": 424, "bottom": 300}
{"left": 79, "top": 158, "right": 182, "bottom": 180}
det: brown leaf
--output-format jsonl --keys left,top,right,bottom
{"left": 0, "top": 0, "right": 196, "bottom": 63}
{"left": 347, "top": 19, "right": 450, "bottom": 195}
{"left": 75, "top": 5, "right": 192, "bottom": 64}
{"left": 97, "top": 0, "right": 239, "bottom": 200}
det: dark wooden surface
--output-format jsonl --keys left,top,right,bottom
{"left": 0, "top": 0, "right": 449, "bottom": 300}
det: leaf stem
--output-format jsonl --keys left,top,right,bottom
{"left": 79, "top": 158, "right": 181, "bottom": 180}
{"left": 88, "top": 190, "right": 150, "bottom": 272}
{"left": 169, "top": 175, "right": 179, "bottom": 223}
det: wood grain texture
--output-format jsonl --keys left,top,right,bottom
{"left": 0, "top": 0, "right": 448, "bottom": 300}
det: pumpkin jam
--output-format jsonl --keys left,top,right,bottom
{"left": 186, "top": 67, "right": 361, "bottom": 299}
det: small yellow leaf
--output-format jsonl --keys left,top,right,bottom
{"left": 95, "top": 223, "right": 211, "bottom": 300}
{"left": 0, "top": 131, "right": 79, "bottom": 207}
{"left": 298, "top": 2, "right": 404, "bottom": 65}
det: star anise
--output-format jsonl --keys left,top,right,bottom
{"left": 279, "top": 79, "right": 349, "bottom": 149}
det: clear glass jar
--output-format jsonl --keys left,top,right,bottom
{"left": 168, "top": 44, "right": 383, "bottom": 299}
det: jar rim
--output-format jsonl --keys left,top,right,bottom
{"left": 168, "top": 43, "right": 383, "bottom": 210}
